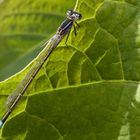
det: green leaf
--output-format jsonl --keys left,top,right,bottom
{"left": 0, "top": 0, "right": 140, "bottom": 140}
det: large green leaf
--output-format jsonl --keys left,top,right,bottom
{"left": 0, "top": 0, "right": 140, "bottom": 140}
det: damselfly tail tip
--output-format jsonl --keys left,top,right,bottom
{"left": 0, "top": 120, "right": 3, "bottom": 128}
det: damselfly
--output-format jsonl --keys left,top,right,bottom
{"left": 0, "top": 9, "right": 82, "bottom": 127}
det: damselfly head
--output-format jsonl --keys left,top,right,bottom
{"left": 67, "top": 10, "right": 82, "bottom": 20}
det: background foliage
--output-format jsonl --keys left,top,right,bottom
{"left": 0, "top": 0, "right": 75, "bottom": 81}
{"left": 0, "top": 0, "right": 140, "bottom": 140}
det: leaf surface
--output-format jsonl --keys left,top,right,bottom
{"left": 0, "top": 0, "right": 140, "bottom": 140}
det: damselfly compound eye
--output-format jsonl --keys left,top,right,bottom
{"left": 67, "top": 9, "right": 73, "bottom": 16}
{"left": 75, "top": 13, "right": 82, "bottom": 19}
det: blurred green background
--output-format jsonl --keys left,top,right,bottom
{"left": 0, "top": 0, "right": 75, "bottom": 81}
